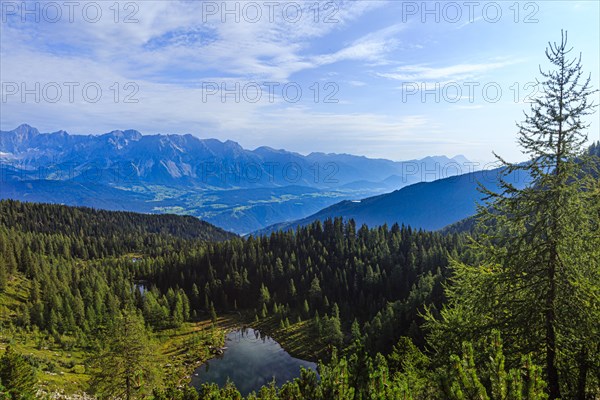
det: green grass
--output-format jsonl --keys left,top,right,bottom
{"left": 156, "top": 315, "right": 241, "bottom": 386}
{"left": 0, "top": 317, "right": 241, "bottom": 395}
{"left": 152, "top": 206, "right": 189, "bottom": 214}
{"left": 1, "top": 275, "right": 90, "bottom": 394}
{"left": 250, "top": 315, "right": 327, "bottom": 362}
{"left": 0, "top": 273, "right": 31, "bottom": 324}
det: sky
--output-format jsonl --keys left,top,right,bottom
{"left": 1, "top": 0, "right": 599, "bottom": 163}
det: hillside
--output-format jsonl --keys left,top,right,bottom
{"left": 0, "top": 199, "right": 236, "bottom": 243}
{"left": 257, "top": 165, "right": 529, "bottom": 234}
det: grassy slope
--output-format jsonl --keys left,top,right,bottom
{"left": 0, "top": 274, "right": 235, "bottom": 395}
{"left": 251, "top": 316, "right": 328, "bottom": 363}
{"left": 0, "top": 274, "right": 92, "bottom": 393}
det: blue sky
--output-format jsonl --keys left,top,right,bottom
{"left": 1, "top": 0, "right": 599, "bottom": 163}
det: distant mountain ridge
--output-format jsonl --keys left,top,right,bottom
{"left": 1, "top": 124, "right": 474, "bottom": 189}
{"left": 1, "top": 124, "right": 476, "bottom": 234}
{"left": 255, "top": 166, "right": 532, "bottom": 235}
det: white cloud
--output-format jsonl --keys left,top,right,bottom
{"left": 311, "top": 24, "right": 403, "bottom": 67}
{"left": 1, "top": 1, "right": 391, "bottom": 83}
{"left": 377, "top": 60, "right": 517, "bottom": 82}
{"left": 348, "top": 81, "right": 366, "bottom": 87}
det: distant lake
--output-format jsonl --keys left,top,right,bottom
{"left": 190, "top": 328, "right": 317, "bottom": 396}
{"left": 134, "top": 281, "right": 148, "bottom": 295}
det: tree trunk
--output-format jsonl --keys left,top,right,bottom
{"left": 546, "top": 74, "right": 564, "bottom": 400}
{"left": 576, "top": 347, "right": 588, "bottom": 400}
{"left": 546, "top": 253, "right": 561, "bottom": 400}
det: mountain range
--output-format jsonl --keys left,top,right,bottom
{"left": 1, "top": 124, "right": 474, "bottom": 234}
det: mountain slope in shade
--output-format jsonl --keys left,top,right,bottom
{"left": 255, "top": 166, "right": 531, "bottom": 235}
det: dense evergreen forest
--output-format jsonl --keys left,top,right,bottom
{"left": 147, "top": 218, "right": 466, "bottom": 350}
{"left": 1, "top": 34, "right": 599, "bottom": 400}
{"left": 0, "top": 198, "right": 469, "bottom": 397}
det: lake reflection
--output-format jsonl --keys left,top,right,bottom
{"left": 190, "top": 327, "right": 317, "bottom": 396}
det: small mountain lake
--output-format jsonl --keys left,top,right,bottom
{"left": 190, "top": 328, "right": 317, "bottom": 395}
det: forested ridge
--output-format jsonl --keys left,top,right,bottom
{"left": 147, "top": 219, "right": 467, "bottom": 351}
{"left": 0, "top": 200, "right": 236, "bottom": 244}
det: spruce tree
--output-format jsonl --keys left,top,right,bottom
{"left": 0, "top": 257, "right": 7, "bottom": 292}
{"left": 428, "top": 31, "right": 599, "bottom": 399}
{"left": 0, "top": 346, "right": 36, "bottom": 398}
{"left": 89, "top": 309, "right": 162, "bottom": 400}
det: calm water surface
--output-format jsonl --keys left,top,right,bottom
{"left": 190, "top": 328, "right": 317, "bottom": 395}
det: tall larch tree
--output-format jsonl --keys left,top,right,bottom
{"left": 428, "top": 31, "right": 599, "bottom": 400}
